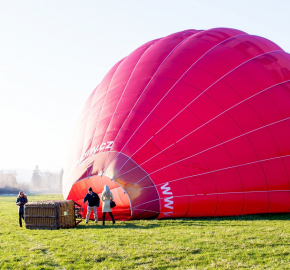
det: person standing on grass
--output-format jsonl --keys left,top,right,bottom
{"left": 83, "top": 187, "right": 100, "bottom": 224}
{"left": 16, "top": 191, "right": 28, "bottom": 227}
{"left": 101, "top": 185, "right": 115, "bottom": 225}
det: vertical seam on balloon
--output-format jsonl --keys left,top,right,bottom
{"left": 75, "top": 62, "right": 125, "bottom": 198}
{"left": 81, "top": 59, "right": 125, "bottom": 161}
{"left": 80, "top": 87, "right": 98, "bottom": 159}
{"left": 91, "top": 39, "right": 158, "bottom": 177}
{"left": 81, "top": 84, "right": 111, "bottom": 160}
{"left": 234, "top": 52, "right": 284, "bottom": 214}
{"left": 274, "top": 70, "right": 290, "bottom": 200}
{"left": 86, "top": 57, "right": 142, "bottom": 173}
{"left": 207, "top": 125, "right": 246, "bottom": 216}
{"left": 212, "top": 51, "right": 286, "bottom": 215}
{"left": 111, "top": 33, "right": 250, "bottom": 178}
{"left": 279, "top": 77, "right": 290, "bottom": 213}
{"left": 252, "top": 55, "right": 290, "bottom": 213}
{"left": 116, "top": 79, "right": 290, "bottom": 178}
{"left": 100, "top": 39, "right": 162, "bottom": 175}
{"left": 202, "top": 53, "right": 282, "bottom": 216}
{"left": 81, "top": 60, "right": 125, "bottom": 167}
{"left": 277, "top": 81, "right": 290, "bottom": 212}
{"left": 262, "top": 91, "right": 290, "bottom": 212}
{"left": 124, "top": 116, "right": 290, "bottom": 192}
{"left": 231, "top": 52, "right": 290, "bottom": 214}
{"left": 102, "top": 33, "right": 199, "bottom": 175}
{"left": 91, "top": 61, "right": 125, "bottom": 145}
{"left": 78, "top": 87, "right": 99, "bottom": 164}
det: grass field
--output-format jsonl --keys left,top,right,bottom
{"left": 1, "top": 195, "right": 290, "bottom": 269}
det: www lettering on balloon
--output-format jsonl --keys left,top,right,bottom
{"left": 76, "top": 141, "right": 114, "bottom": 166}
{"left": 160, "top": 182, "right": 174, "bottom": 216}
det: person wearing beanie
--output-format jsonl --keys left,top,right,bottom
{"left": 83, "top": 187, "right": 100, "bottom": 224}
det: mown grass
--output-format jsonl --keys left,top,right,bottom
{"left": 1, "top": 195, "right": 290, "bottom": 269}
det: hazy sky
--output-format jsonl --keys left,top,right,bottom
{"left": 1, "top": 0, "right": 290, "bottom": 172}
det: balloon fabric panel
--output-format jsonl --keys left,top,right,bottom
{"left": 63, "top": 28, "right": 290, "bottom": 219}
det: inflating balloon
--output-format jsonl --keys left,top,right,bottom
{"left": 63, "top": 28, "right": 290, "bottom": 220}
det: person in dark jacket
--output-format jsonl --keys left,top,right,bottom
{"left": 83, "top": 187, "right": 100, "bottom": 224}
{"left": 16, "top": 191, "right": 28, "bottom": 227}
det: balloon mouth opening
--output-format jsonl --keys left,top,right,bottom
{"left": 66, "top": 151, "right": 160, "bottom": 220}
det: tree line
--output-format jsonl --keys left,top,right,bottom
{"left": 0, "top": 166, "right": 63, "bottom": 194}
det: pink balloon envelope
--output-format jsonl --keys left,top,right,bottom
{"left": 63, "top": 28, "right": 290, "bottom": 220}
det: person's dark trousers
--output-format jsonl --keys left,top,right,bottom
{"left": 102, "top": 212, "right": 115, "bottom": 225}
{"left": 19, "top": 212, "right": 24, "bottom": 227}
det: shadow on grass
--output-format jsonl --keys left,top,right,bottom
{"left": 193, "top": 213, "right": 290, "bottom": 222}
{"left": 168, "top": 213, "right": 290, "bottom": 227}
{"left": 76, "top": 212, "right": 290, "bottom": 229}
{"left": 76, "top": 222, "right": 161, "bottom": 230}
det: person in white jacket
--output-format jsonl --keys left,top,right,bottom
{"left": 101, "top": 185, "right": 115, "bottom": 225}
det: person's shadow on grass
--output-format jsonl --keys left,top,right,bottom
{"left": 76, "top": 222, "right": 160, "bottom": 229}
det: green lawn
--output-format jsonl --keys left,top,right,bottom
{"left": 1, "top": 195, "right": 290, "bottom": 269}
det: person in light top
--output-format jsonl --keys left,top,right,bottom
{"left": 101, "top": 185, "right": 115, "bottom": 225}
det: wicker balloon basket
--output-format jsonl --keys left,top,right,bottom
{"left": 24, "top": 200, "right": 83, "bottom": 229}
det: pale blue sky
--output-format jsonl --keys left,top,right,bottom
{"left": 1, "top": 0, "right": 290, "bottom": 172}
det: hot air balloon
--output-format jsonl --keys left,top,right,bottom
{"left": 63, "top": 28, "right": 290, "bottom": 220}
